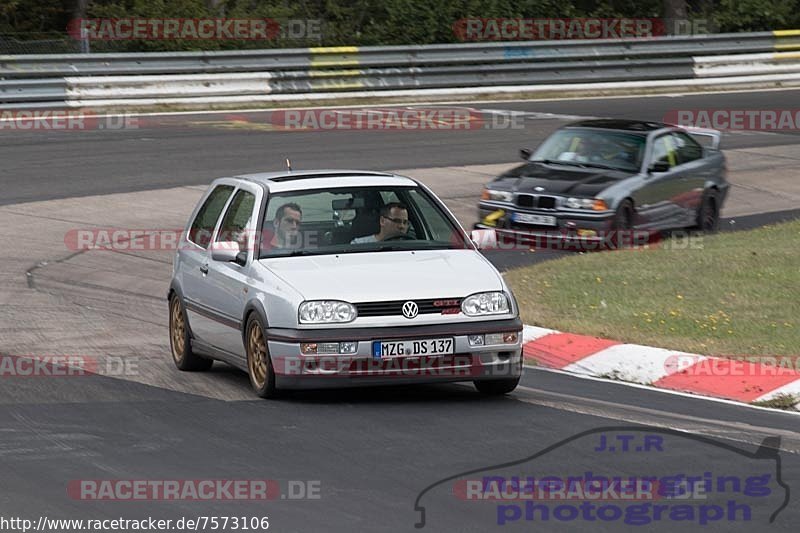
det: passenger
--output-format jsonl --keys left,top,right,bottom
{"left": 270, "top": 202, "right": 303, "bottom": 249}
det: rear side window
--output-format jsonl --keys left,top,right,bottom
{"left": 652, "top": 136, "right": 677, "bottom": 168}
{"left": 672, "top": 132, "right": 704, "bottom": 164}
{"left": 188, "top": 185, "right": 234, "bottom": 248}
{"left": 216, "top": 190, "right": 256, "bottom": 247}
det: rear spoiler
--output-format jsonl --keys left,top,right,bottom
{"left": 682, "top": 127, "right": 722, "bottom": 151}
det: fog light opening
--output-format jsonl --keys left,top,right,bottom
{"left": 300, "top": 343, "right": 318, "bottom": 355}
{"left": 468, "top": 334, "right": 485, "bottom": 347}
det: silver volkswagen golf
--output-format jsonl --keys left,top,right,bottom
{"left": 168, "top": 170, "right": 523, "bottom": 398}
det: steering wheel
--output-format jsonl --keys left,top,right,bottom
{"left": 383, "top": 234, "right": 414, "bottom": 241}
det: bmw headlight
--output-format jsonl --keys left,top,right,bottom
{"left": 481, "top": 189, "right": 514, "bottom": 202}
{"left": 565, "top": 197, "right": 609, "bottom": 211}
{"left": 299, "top": 301, "right": 357, "bottom": 324}
{"left": 461, "top": 292, "right": 510, "bottom": 316}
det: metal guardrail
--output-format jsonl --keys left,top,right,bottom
{"left": 1, "top": 31, "right": 799, "bottom": 108}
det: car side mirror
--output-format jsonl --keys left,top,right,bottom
{"left": 520, "top": 148, "right": 533, "bottom": 161}
{"left": 470, "top": 229, "right": 497, "bottom": 250}
{"left": 211, "top": 242, "right": 247, "bottom": 266}
{"left": 648, "top": 161, "right": 671, "bottom": 173}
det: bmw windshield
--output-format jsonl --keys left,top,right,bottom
{"left": 531, "top": 128, "right": 646, "bottom": 172}
{"left": 258, "top": 186, "right": 470, "bottom": 258}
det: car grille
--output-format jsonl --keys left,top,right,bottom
{"left": 355, "top": 298, "right": 462, "bottom": 317}
{"left": 517, "top": 194, "right": 557, "bottom": 209}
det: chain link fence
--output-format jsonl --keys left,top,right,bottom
{"left": 0, "top": 34, "right": 83, "bottom": 54}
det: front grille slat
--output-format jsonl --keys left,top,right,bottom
{"left": 355, "top": 298, "right": 462, "bottom": 317}
{"left": 516, "top": 193, "right": 558, "bottom": 209}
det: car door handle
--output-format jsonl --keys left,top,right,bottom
{"left": 199, "top": 264, "right": 209, "bottom": 275}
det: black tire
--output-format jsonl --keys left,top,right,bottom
{"left": 696, "top": 190, "right": 720, "bottom": 233}
{"left": 474, "top": 377, "right": 520, "bottom": 395}
{"left": 613, "top": 199, "right": 634, "bottom": 231}
{"left": 610, "top": 199, "right": 634, "bottom": 249}
{"left": 169, "top": 294, "right": 213, "bottom": 371}
{"left": 245, "top": 314, "right": 279, "bottom": 399}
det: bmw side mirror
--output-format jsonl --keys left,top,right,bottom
{"left": 211, "top": 242, "right": 247, "bottom": 266}
{"left": 648, "top": 161, "right": 670, "bottom": 173}
{"left": 520, "top": 148, "right": 533, "bottom": 160}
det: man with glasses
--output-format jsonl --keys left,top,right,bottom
{"left": 270, "top": 202, "right": 303, "bottom": 249}
{"left": 351, "top": 202, "right": 410, "bottom": 244}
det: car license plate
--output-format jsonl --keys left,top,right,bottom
{"left": 372, "top": 338, "right": 455, "bottom": 358}
{"left": 512, "top": 212, "right": 557, "bottom": 226}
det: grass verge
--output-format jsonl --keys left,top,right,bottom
{"left": 504, "top": 220, "right": 800, "bottom": 358}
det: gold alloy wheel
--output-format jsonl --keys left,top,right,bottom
{"left": 170, "top": 298, "right": 186, "bottom": 363}
{"left": 248, "top": 321, "right": 269, "bottom": 389}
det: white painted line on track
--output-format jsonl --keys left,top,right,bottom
{"left": 6, "top": 86, "right": 800, "bottom": 122}
{"left": 522, "top": 363, "right": 800, "bottom": 417}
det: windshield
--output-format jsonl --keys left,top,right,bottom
{"left": 531, "top": 128, "right": 646, "bottom": 172}
{"left": 258, "top": 185, "right": 469, "bottom": 258}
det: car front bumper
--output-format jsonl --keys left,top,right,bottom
{"left": 265, "top": 318, "right": 523, "bottom": 389}
{"left": 478, "top": 202, "right": 616, "bottom": 236}
{"left": 474, "top": 202, "right": 662, "bottom": 250}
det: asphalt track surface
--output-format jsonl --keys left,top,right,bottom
{"left": 2, "top": 369, "right": 798, "bottom": 531}
{"left": 2, "top": 89, "right": 800, "bottom": 205}
{"left": 1, "top": 89, "right": 800, "bottom": 532}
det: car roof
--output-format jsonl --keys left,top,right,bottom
{"left": 234, "top": 170, "right": 418, "bottom": 192}
{"left": 564, "top": 119, "right": 668, "bottom": 133}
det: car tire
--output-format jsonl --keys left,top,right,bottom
{"left": 613, "top": 199, "right": 634, "bottom": 231}
{"left": 169, "top": 294, "right": 213, "bottom": 371}
{"left": 245, "top": 314, "right": 279, "bottom": 399}
{"left": 611, "top": 199, "right": 634, "bottom": 248}
{"left": 474, "top": 377, "right": 520, "bottom": 395}
{"left": 696, "top": 190, "right": 720, "bottom": 233}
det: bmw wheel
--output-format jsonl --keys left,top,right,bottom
{"left": 697, "top": 191, "right": 720, "bottom": 233}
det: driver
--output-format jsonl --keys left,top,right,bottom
{"left": 351, "top": 202, "right": 410, "bottom": 243}
{"left": 559, "top": 137, "right": 595, "bottom": 163}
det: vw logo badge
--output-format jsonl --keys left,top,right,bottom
{"left": 534, "top": 186, "right": 545, "bottom": 192}
{"left": 402, "top": 301, "right": 419, "bottom": 319}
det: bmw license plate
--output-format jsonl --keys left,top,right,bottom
{"left": 512, "top": 212, "right": 557, "bottom": 226}
{"left": 372, "top": 338, "right": 454, "bottom": 358}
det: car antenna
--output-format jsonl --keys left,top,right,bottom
{"left": 285, "top": 158, "right": 292, "bottom": 172}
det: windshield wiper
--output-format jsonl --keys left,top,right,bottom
{"left": 575, "top": 162, "right": 620, "bottom": 171}
{"left": 532, "top": 159, "right": 621, "bottom": 171}
{"left": 371, "top": 244, "right": 412, "bottom": 252}
{"left": 531, "top": 159, "right": 589, "bottom": 168}
{"left": 259, "top": 249, "right": 322, "bottom": 259}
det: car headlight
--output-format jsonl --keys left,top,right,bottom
{"left": 481, "top": 189, "right": 514, "bottom": 202}
{"left": 461, "top": 292, "right": 510, "bottom": 316}
{"left": 299, "top": 301, "right": 357, "bottom": 324}
{"left": 565, "top": 197, "right": 608, "bottom": 211}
